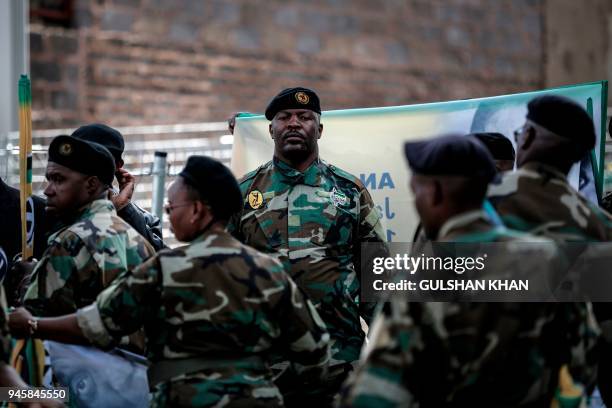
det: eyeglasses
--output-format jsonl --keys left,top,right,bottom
{"left": 164, "top": 201, "right": 193, "bottom": 215}
{"left": 513, "top": 125, "right": 525, "bottom": 144}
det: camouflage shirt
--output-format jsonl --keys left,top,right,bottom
{"left": 24, "top": 199, "right": 155, "bottom": 317}
{"left": 488, "top": 162, "right": 612, "bottom": 242}
{"left": 228, "top": 158, "right": 386, "bottom": 369}
{"left": 341, "top": 211, "right": 598, "bottom": 407}
{"left": 76, "top": 229, "right": 330, "bottom": 407}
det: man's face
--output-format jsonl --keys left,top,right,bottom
{"left": 494, "top": 159, "right": 515, "bottom": 172}
{"left": 166, "top": 179, "right": 197, "bottom": 242}
{"left": 514, "top": 121, "right": 529, "bottom": 167}
{"left": 270, "top": 109, "right": 322, "bottom": 162}
{"left": 43, "top": 162, "right": 91, "bottom": 217}
{"left": 410, "top": 174, "right": 436, "bottom": 237}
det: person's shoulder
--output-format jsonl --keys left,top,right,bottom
{"left": 245, "top": 244, "right": 284, "bottom": 270}
{"left": 237, "top": 161, "right": 273, "bottom": 192}
{"left": 323, "top": 161, "right": 365, "bottom": 190}
{"left": 221, "top": 233, "right": 286, "bottom": 275}
{"left": 50, "top": 227, "right": 86, "bottom": 254}
{"left": 238, "top": 161, "right": 273, "bottom": 184}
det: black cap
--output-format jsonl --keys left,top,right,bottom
{"left": 71, "top": 124, "right": 124, "bottom": 164}
{"left": 404, "top": 134, "right": 497, "bottom": 182}
{"left": 527, "top": 95, "right": 595, "bottom": 151}
{"left": 470, "top": 132, "right": 515, "bottom": 160}
{"left": 179, "top": 156, "right": 242, "bottom": 221}
{"left": 265, "top": 87, "right": 321, "bottom": 120}
{"left": 48, "top": 135, "right": 116, "bottom": 185}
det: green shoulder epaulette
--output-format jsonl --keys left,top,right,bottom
{"left": 326, "top": 162, "right": 365, "bottom": 189}
{"left": 238, "top": 161, "right": 271, "bottom": 186}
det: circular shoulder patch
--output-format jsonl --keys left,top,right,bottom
{"left": 295, "top": 92, "right": 309, "bottom": 105}
{"left": 59, "top": 143, "right": 73, "bottom": 156}
{"left": 248, "top": 190, "right": 264, "bottom": 209}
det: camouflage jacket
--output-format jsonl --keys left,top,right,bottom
{"left": 24, "top": 199, "right": 155, "bottom": 317}
{"left": 488, "top": 162, "right": 612, "bottom": 242}
{"left": 228, "top": 157, "right": 386, "bottom": 369}
{"left": 341, "top": 211, "right": 598, "bottom": 407}
{"left": 76, "top": 229, "right": 330, "bottom": 407}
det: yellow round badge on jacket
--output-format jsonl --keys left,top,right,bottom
{"left": 248, "top": 190, "right": 264, "bottom": 209}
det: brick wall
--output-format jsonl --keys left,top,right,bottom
{"left": 30, "top": 0, "right": 546, "bottom": 129}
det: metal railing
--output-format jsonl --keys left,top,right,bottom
{"left": 0, "top": 121, "right": 233, "bottom": 248}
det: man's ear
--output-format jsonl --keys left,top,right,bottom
{"left": 521, "top": 127, "right": 536, "bottom": 150}
{"left": 269, "top": 123, "right": 274, "bottom": 139}
{"left": 192, "top": 200, "right": 210, "bottom": 223}
{"left": 318, "top": 123, "right": 323, "bottom": 140}
{"left": 85, "top": 176, "right": 100, "bottom": 195}
{"left": 431, "top": 179, "right": 444, "bottom": 206}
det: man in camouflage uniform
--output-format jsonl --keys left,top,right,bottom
{"left": 23, "top": 134, "right": 155, "bottom": 317}
{"left": 488, "top": 95, "right": 610, "bottom": 404}
{"left": 488, "top": 95, "right": 612, "bottom": 241}
{"left": 10, "top": 156, "right": 330, "bottom": 407}
{"left": 341, "top": 135, "right": 597, "bottom": 407}
{"left": 71, "top": 123, "right": 165, "bottom": 251}
{"left": 228, "top": 87, "right": 387, "bottom": 403}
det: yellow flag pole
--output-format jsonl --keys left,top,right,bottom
{"left": 18, "top": 74, "right": 33, "bottom": 260}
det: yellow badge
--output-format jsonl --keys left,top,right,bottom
{"left": 295, "top": 92, "right": 309, "bottom": 104}
{"left": 59, "top": 143, "right": 72, "bottom": 156}
{"left": 248, "top": 190, "right": 264, "bottom": 209}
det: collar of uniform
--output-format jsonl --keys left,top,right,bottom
{"left": 437, "top": 209, "right": 489, "bottom": 240}
{"left": 272, "top": 157, "right": 322, "bottom": 187}
{"left": 48, "top": 199, "right": 115, "bottom": 242}
{"left": 191, "top": 228, "right": 228, "bottom": 246}
{"left": 521, "top": 162, "right": 567, "bottom": 181}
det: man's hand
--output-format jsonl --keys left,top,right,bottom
{"left": 109, "top": 168, "right": 135, "bottom": 211}
{"left": 8, "top": 307, "right": 35, "bottom": 338}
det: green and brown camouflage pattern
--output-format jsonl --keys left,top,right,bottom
{"left": 77, "top": 229, "right": 330, "bottom": 407}
{"left": 488, "top": 162, "right": 612, "bottom": 242}
{"left": 228, "top": 158, "right": 386, "bottom": 372}
{"left": 341, "top": 211, "right": 598, "bottom": 407}
{"left": 24, "top": 199, "right": 155, "bottom": 316}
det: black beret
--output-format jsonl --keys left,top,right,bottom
{"left": 404, "top": 134, "right": 496, "bottom": 182}
{"left": 71, "top": 123, "right": 124, "bottom": 163}
{"left": 470, "top": 132, "right": 515, "bottom": 160}
{"left": 265, "top": 87, "right": 321, "bottom": 120}
{"left": 179, "top": 156, "right": 242, "bottom": 221}
{"left": 527, "top": 95, "right": 595, "bottom": 150}
{"left": 48, "top": 135, "right": 116, "bottom": 185}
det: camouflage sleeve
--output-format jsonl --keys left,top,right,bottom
{"left": 77, "top": 254, "right": 162, "bottom": 348}
{"left": 356, "top": 187, "right": 388, "bottom": 325}
{"left": 340, "top": 300, "right": 421, "bottom": 407}
{"left": 561, "top": 302, "right": 599, "bottom": 390}
{"left": 227, "top": 179, "right": 251, "bottom": 240}
{"left": 23, "top": 231, "right": 90, "bottom": 317}
{"left": 275, "top": 272, "right": 330, "bottom": 382}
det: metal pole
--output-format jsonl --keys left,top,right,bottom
{"left": 151, "top": 151, "right": 167, "bottom": 221}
